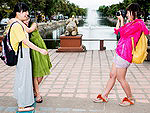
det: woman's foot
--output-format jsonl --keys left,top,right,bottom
{"left": 34, "top": 93, "right": 37, "bottom": 98}
{"left": 33, "top": 89, "right": 37, "bottom": 98}
{"left": 119, "top": 97, "right": 135, "bottom": 107}
{"left": 18, "top": 107, "right": 34, "bottom": 112}
{"left": 36, "top": 96, "right": 43, "bottom": 103}
{"left": 93, "top": 94, "right": 108, "bottom": 103}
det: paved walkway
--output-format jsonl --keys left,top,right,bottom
{"left": 0, "top": 49, "right": 150, "bottom": 113}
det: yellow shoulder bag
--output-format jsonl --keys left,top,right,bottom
{"left": 131, "top": 32, "right": 148, "bottom": 64}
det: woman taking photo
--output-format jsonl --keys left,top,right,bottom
{"left": 93, "top": 3, "right": 149, "bottom": 106}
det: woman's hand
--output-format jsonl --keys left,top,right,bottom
{"left": 116, "top": 15, "right": 124, "bottom": 21}
{"left": 40, "top": 49, "right": 48, "bottom": 55}
{"left": 116, "top": 15, "right": 124, "bottom": 27}
{"left": 31, "top": 22, "right": 37, "bottom": 31}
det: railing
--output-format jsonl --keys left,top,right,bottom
{"left": 83, "top": 39, "right": 117, "bottom": 50}
{"left": 43, "top": 38, "right": 117, "bottom": 50}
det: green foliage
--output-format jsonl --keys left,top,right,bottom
{"left": 0, "top": 0, "right": 87, "bottom": 19}
{"left": 98, "top": 0, "right": 150, "bottom": 21}
{"left": 70, "top": 12, "right": 76, "bottom": 17}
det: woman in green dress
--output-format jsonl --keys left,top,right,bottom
{"left": 23, "top": 18, "right": 52, "bottom": 103}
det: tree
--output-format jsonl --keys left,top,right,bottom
{"left": 0, "top": 0, "right": 87, "bottom": 20}
{"left": 98, "top": 0, "right": 150, "bottom": 21}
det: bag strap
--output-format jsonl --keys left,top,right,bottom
{"left": 18, "top": 42, "right": 23, "bottom": 58}
{"left": 8, "top": 21, "right": 24, "bottom": 58}
{"left": 131, "top": 37, "right": 134, "bottom": 55}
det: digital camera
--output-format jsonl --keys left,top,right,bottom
{"left": 116, "top": 10, "right": 126, "bottom": 18}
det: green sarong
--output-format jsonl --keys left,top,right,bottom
{"left": 30, "top": 30, "right": 52, "bottom": 77}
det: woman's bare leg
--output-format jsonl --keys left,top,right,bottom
{"left": 116, "top": 68, "right": 133, "bottom": 98}
{"left": 37, "top": 77, "right": 43, "bottom": 85}
{"left": 33, "top": 77, "right": 39, "bottom": 97}
{"left": 102, "top": 63, "right": 117, "bottom": 97}
{"left": 34, "top": 77, "right": 44, "bottom": 102}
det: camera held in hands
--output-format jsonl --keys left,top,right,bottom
{"left": 116, "top": 10, "right": 126, "bottom": 18}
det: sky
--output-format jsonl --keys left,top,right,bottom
{"left": 68, "top": 0, "right": 124, "bottom": 9}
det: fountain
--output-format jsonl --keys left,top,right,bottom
{"left": 78, "top": 8, "right": 117, "bottom": 50}
{"left": 85, "top": 9, "right": 99, "bottom": 29}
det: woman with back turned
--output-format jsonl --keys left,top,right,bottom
{"left": 23, "top": 17, "right": 52, "bottom": 103}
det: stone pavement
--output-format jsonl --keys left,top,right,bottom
{"left": 0, "top": 49, "right": 150, "bottom": 113}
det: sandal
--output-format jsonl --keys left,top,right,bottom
{"left": 33, "top": 90, "right": 37, "bottom": 98}
{"left": 34, "top": 93, "right": 37, "bottom": 98}
{"left": 18, "top": 107, "right": 34, "bottom": 112}
{"left": 36, "top": 96, "right": 43, "bottom": 103}
{"left": 119, "top": 97, "right": 135, "bottom": 107}
{"left": 93, "top": 94, "right": 108, "bottom": 103}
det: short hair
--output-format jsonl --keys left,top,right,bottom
{"left": 9, "top": 2, "right": 29, "bottom": 18}
{"left": 126, "top": 3, "right": 141, "bottom": 19}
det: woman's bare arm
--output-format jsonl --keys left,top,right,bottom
{"left": 116, "top": 19, "right": 120, "bottom": 30}
{"left": 9, "top": 18, "right": 37, "bottom": 33}
{"left": 116, "top": 15, "right": 124, "bottom": 30}
{"left": 22, "top": 38, "right": 48, "bottom": 55}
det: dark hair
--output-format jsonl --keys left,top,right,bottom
{"left": 28, "top": 20, "right": 33, "bottom": 38}
{"left": 9, "top": 2, "right": 29, "bottom": 18}
{"left": 126, "top": 3, "right": 141, "bottom": 19}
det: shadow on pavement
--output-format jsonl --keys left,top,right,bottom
{"left": 35, "top": 97, "right": 150, "bottom": 113}
{"left": 0, "top": 96, "right": 150, "bottom": 113}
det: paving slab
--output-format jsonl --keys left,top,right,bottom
{"left": 0, "top": 50, "right": 150, "bottom": 113}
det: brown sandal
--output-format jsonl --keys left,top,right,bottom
{"left": 36, "top": 96, "right": 43, "bottom": 103}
